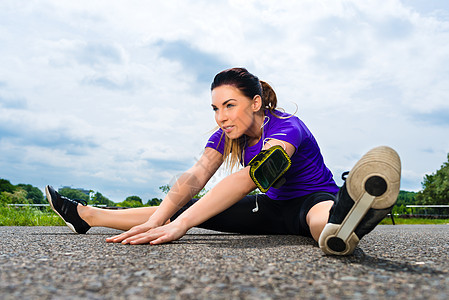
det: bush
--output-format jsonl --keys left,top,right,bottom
{"left": 0, "top": 205, "right": 65, "bottom": 226}
{"left": 0, "top": 190, "right": 29, "bottom": 205}
{"left": 116, "top": 200, "right": 145, "bottom": 208}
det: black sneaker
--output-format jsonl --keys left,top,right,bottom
{"left": 318, "top": 146, "right": 401, "bottom": 255}
{"left": 45, "top": 185, "right": 91, "bottom": 234}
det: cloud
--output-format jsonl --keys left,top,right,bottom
{"left": 75, "top": 42, "right": 126, "bottom": 67}
{"left": 42, "top": 40, "right": 128, "bottom": 68}
{"left": 81, "top": 75, "right": 134, "bottom": 90}
{"left": 377, "top": 17, "right": 413, "bottom": 40}
{"left": 0, "top": 108, "right": 98, "bottom": 152}
{"left": 145, "top": 158, "right": 192, "bottom": 173}
{"left": 404, "top": 0, "right": 449, "bottom": 19}
{"left": 411, "top": 109, "right": 449, "bottom": 127}
{"left": 0, "top": 95, "right": 28, "bottom": 110}
{"left": 156, "top": 40, "right": 229, "bottom": 84}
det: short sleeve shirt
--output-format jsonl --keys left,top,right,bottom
{"left": 206, "top": 110, "right": 339, "bottom": 200}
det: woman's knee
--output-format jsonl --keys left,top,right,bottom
{"left": 306, "top": 200, "right": 334, "bottom": 240}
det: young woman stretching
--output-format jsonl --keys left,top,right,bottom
{"left": 46, "top": 67, "right": 401, "bottom": 255}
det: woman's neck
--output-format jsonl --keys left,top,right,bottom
{"left": 246, "top": 112, "right": 265, "bottom": 147}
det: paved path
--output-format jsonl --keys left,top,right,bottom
{"left": 0, "top": 225, "right": 448, "bottom": 299}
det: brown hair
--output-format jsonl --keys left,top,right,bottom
{"left": 211, "top": 68, "right": 278, "bottom": 171}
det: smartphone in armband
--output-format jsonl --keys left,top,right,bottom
{"left": 248, "top": 145, "right": 292, "bottom": 193}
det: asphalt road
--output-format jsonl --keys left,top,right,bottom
{"left": 0, "top": 225, "right": 448, "bottom": 299}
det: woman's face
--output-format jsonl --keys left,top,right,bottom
{"left": 211, "top": 85, "right": 260, "bottom": 140}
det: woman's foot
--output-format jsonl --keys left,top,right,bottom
{"left": 318, "top": 146, "right": 401, "bottom": 255}
{"left": 45, "top": 185, "right": 91, "bottom": 234}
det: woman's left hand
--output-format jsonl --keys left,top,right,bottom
{"left": 121, "top": 220, "right": 188, "bottom": 245}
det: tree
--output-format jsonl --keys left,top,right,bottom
{"left": 0, "top": 179, "right": 16, "bottom": 193}
{"left": 392, "top": 204, "right": 413, "bottom": 216}
{"left": 391, "top": 190, "right": 417, "bottom": 215}
{"left": 147, "top": 198, "right": 162, "bottom": 206}
{"left": 396, "top": 191, "right": 417, "bottom": 206}
{"left": 159, "top": 184, "right": 216, "bottom": 199}
{"left": 58, "top": 187, "right": 89, "bottom": 202}
{"left": 125, "top": 196, "right": 143, "bottom": 204}
{"left": 116, "top": 200, "right": 144, "bottom": 208}
{"left": 90, "top": 192, "right": 115, "bottom": 206}
{"left": 159, "top": 184, "right": 171, "bottom": 194}
{"left": 17, "top": 184, "right": 45, "bottom": 204}
{"left": 115, "top": 196, "right": 144, "bottom": 207}
{"left": 159, "top": 184, "right": 206, "bottom": 198}
{"left": 416, "top": 153, "right": 449, "bottom": 215}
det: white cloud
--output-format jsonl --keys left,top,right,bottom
{"left": 0, "top": 0, "right": 448, "bottom": 201}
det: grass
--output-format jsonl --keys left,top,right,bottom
{"left": 380, "top": 217, "right": 449, "bottom": 225}
{"left": 0, "top": 205, "right": 65, "bottom": 226}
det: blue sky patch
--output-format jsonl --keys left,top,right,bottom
{"left": 156, "top": 40, "right": 228, "bottom": 84}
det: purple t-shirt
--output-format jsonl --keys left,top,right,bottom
{"left": 205, "top": 110, "right": 339, "bottom": 200}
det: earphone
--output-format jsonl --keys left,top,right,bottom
{"left": 252, "top": 194, "right": 259, "bottom": 213}
{"left": 251, "top": 116, "right": 270, "bottom": 214}
{"left": 261, "top": 116, "right": 270, "bottom": 128}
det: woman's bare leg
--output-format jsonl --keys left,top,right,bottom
{"left": 306, "top": 200, "right": 334, "bottom": 241}
{"left": 77, "top": 205, "right": 161, "bottom": 231}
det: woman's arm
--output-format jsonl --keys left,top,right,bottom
{"left": 107, "top": 147, "right": 223, "bottom": 243}
{"left": 149, "top": 147, "right": 224, "bottom": 225}
{"left": 164, "top": 139, "right": 296, "bottom": 232}
{"left": 122, "top": 139, "right": 295, "bottom": 245}
{"left": 120, "top": 166, "right": 256, "bottom": 245}
{"left": 171, "top": 166, "right": 256, "bottom": 229}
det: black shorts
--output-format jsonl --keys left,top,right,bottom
{"left": 170, "top": 192, "right": 336, "bottom": 237}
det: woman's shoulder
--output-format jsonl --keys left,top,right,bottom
{"left": 264, "top": 109, "right": 308, "bottom": 145}
{"left": 206, "top": 128, "right": 225, "bottom": 154}
{"left": 266, "top": 109, "right": 302, "bottom": 127}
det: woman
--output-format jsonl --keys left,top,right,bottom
{"left": 46, "top": 67, "right": 401, "bottom": 255}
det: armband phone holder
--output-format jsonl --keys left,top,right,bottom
{"left": 248, "top": 145, "right": 292, "bottom": 193}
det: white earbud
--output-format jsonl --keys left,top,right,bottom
{"left": 261, "top": 116, "right": 270, "bottom": 128}
{"left": 252, "top": 194, "right": 259, "bottom": 213}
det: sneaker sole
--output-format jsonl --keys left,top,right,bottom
{"left": 45, "top": 186, "right": 78, "bottom": 234}
{"left": 319, "top": 146, "right": 401, "bottom": 255}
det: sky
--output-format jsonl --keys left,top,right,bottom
{"left": 1, "top": 0, "right": 448, "bottom": 202}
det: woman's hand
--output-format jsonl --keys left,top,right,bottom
{"left": 112, "top": 220, "right": 188, "bottom": 245}
{"left": 106, "top": 219, "right": 163, "bottom": 244}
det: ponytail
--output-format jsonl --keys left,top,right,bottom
{"left": 260, "top": 80, "right": 277, "bottom": 113}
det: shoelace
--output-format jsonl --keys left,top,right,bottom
{"left": 62, "top": 196, "right": 88, "bottom": 206}
{"left": 74, "top": 199, "right": 88, "bottom": 206}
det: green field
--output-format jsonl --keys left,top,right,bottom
{"left": 380, "top": 217, "right": 449, "bottom": 225}
{"left": 0, "top": 206, "right": 65, "bottom": 226}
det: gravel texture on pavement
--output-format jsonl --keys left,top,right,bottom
{"left": 0, "top": 225, "right": 448, "bottom": 299}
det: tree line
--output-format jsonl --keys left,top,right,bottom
{"left": 0, "top": 180, "right": 162, "bottom": 208}
{"left": 1, "top": 153, "right": 448, "bottom": 212}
